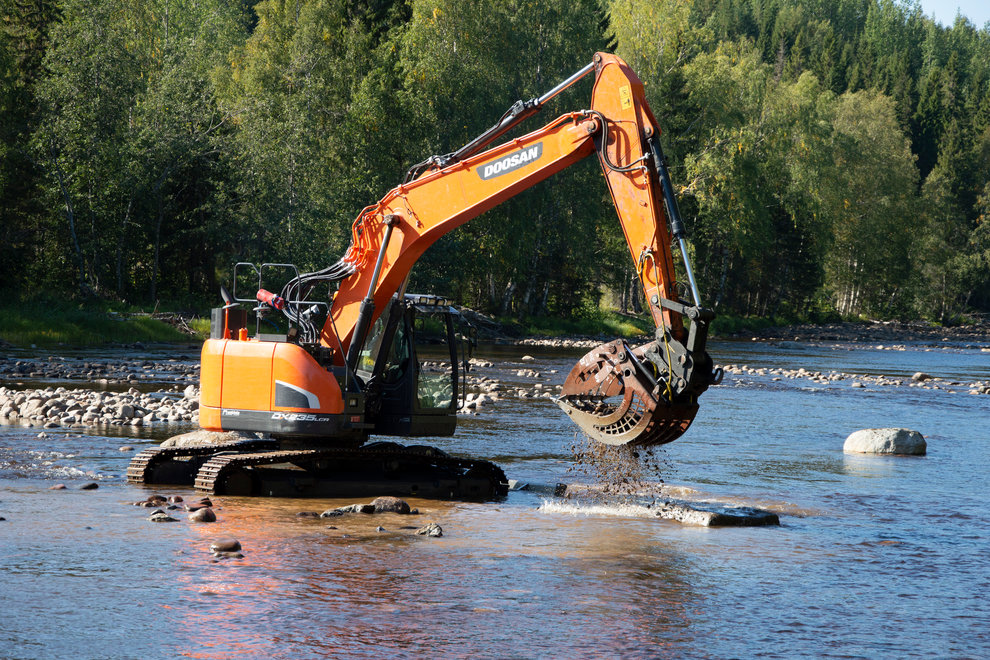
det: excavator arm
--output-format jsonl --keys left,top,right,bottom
{"left": 298, "top": 52, "right": 721, "bottom": 447}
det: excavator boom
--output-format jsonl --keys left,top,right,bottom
{"left": 189, "top": 52, "right": 720, "bottom": 476}
{"left": 309, "top": 53, "right": 720, "bottom": 446}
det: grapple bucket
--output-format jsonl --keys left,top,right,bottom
{"left": 555, "top": 338, "right": 700, "bottom": 447}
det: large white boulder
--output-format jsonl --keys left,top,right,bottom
{"left": 843, "top": 428, "right": 926, "bottom": 455}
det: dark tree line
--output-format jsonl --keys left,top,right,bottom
{"left": 2, "top": 0, "right": 988, "bottom": 323}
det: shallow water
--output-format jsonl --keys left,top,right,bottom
{"left": 1, "top": 339, "right": 988, "bottom": 658}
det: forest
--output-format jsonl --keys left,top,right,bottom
{"left": 2, "top": 0, "right": 989, "bottom": 325}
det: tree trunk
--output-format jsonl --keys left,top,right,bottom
{"left": 151, "top": 186, "right": 163, "bottom": 303}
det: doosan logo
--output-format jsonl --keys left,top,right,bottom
{"left": 479, "top": 143, "right": 543, "bottom": 180}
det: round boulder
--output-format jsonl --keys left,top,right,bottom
{"left": 843, "top": 428, "right": 927, "bottom": 455}
{"left": 188, "top": 507, "right": 217, "bottom": 523}
{"left": 371, "top": 496, "right": 411, "bottom": 514}
{"left": 210, "top": 539, "right": 241, "bottom": 553}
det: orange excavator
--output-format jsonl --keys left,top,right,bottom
{"left": 128, "top": 53, "right": 722, "bottom": 499}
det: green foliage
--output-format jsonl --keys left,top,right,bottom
{"left": 0, "top": 300, "right": 191, "bottom": 347}
{"left": 1, "top": 0, "right": 989, "bottom": 331}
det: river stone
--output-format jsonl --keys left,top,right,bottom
{"left": 334, "top": 503, "right": 376, "bottom": 514}
{"left": 213, "top": 551, "right": 244, "bottom": 559}
{"left": 371, "top": 496, "right": 411, "bottom": 514}
{"left": 912, "top": 372, "right": 932, "bottom": 382}
{"left": 416, "top": 522, "right": 443, "bottom": 537}
{"left": 844, "top": 428, "right": 927, "bottom": 455}
{"left": 210, "top": 539, "right": 241, "bottom": 553}
{"left": 149, "top": 511, "right": 178, "bottom": 522}
{"left": 159, "top": 429, "right": 257, "bottom": 449}
{"left": 188, "top": 507, "right": 217, "bottom": 523}
{"left": 654, "top": 503, "right": 780, "bottom": 527}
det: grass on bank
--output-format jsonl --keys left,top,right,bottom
{"left": 0, "top": 300, "right": 197, "bottom": 348}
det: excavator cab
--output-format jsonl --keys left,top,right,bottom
{"left": 355, "top": 294, "right": 463, "bottom": 438}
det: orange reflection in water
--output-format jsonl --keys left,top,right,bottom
{"left": 165, "top": 494, "right": 704, "bottom": 658}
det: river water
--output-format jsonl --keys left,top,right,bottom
{"left": 1, "top": 339, "right": 988, "bottom": 658}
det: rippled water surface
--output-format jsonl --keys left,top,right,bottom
{"left": 1, "top": 339, "right": 989, "bottom": 658}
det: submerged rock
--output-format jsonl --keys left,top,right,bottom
{"left": 654, "top": 503, "right": 780, "bottom": 527}
{"left": 149, "top": 511, "right": 178, "bottom": 523}
{"left": 844, "top": 428, "right": 927, "bottom": 455}
{"left": 80, "top": 482, "right": 99, "bottom": 490}
{"left": 210, "top": 539, "right": 241, "bottom": 553}
{"left": 50, "top": 484, "right": 67, "bottom": 490}
{"left": 213, "top": 551, "right": 244, "bottom": 559}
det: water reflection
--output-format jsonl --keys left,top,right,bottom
{"left": 163, "top": 496, "right": 708, "bottom": 658}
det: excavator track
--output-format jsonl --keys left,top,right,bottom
{"left": 192, "top": 442, "right": 508, "bottom": 501}
{"left": 126, "top": 439, "right": 279, "bottom": 486}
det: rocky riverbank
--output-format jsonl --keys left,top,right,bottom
{"left": 0, "top": 384, "right": 200, "bottom": 428}
{"left": 723, "top": 363, "right": 990, "bottom": 396}
{"left": 0, "top": 355, "right": 198, "bottom": 384}
{"left": 743, "top": 320, "right": 990, "bottom": 347}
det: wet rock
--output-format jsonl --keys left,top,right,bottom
{"left": 50, "top": 484, "right": 67, "bottom": 490}
{"left": 147, "top": 494, "right": 167, "bottom": 504}
{"left": 371, "top": 496, "right": 411, "bottom": 514}
{"left": 654, "top": 503, "right": 780, "bottom": 527}
{"left": 149, "top": 511, "right": 178, "bottom": 522}
{"left": 297, "top": 511, "right": 321, "bottom": 518}
{"left": 320, "top": 510, "right": 344, "bottom": 518}
{"left": 185, "top": 497, "right": 213, "bottom": 512}
{"left": 416, "top": 522, "right": 443, "bottom": 537}
{"left": 188, "top": 507, "right": 217, "bottom": 523}
{"left": 912, "top": 372, "right": 932, "bottom": 382}
{"left": 210, "top": 539, "right": 241, "bottom": 553}
{"left": 80, "top": 482, "right": 99, "bottom": 490}
{"left": 376, "top": 526, "right": 387, "bottom": 532}
{"left": 213, "top": 551, "right": 244, "bottom": 559}
{"left": 335, "top": 503, "right": 376, "bottom": 514}
{"left": 118, "top": 445, "right": 134, "bottom": 452}
{"left": 521, "top": 355, "right": 536, "bottom": 362}
{"left": 168, "top": 495, "right": 183, "bottom": 503}
{"left": 844, "top": 428, "right": 927, "bottom": 455}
